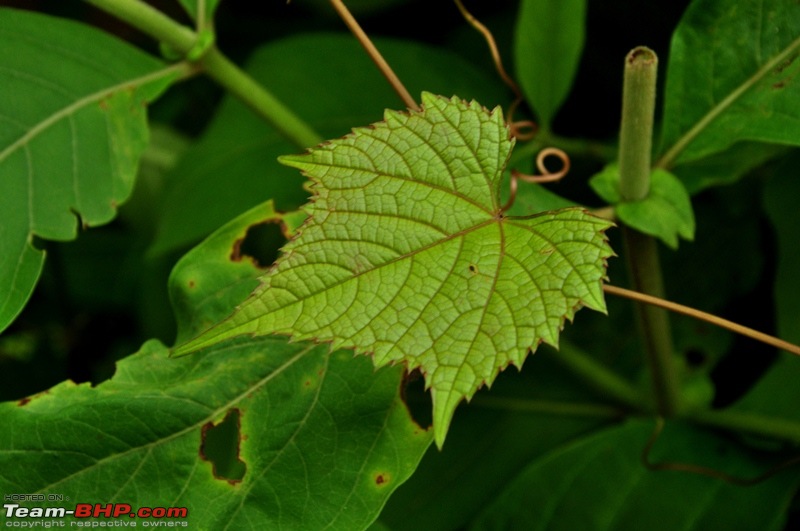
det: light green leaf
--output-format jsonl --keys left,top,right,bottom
{"left": 174, "top": 93, "right": 614, "bottom": 447}
{"left": 659, "top": 0, "right": 800, "bottom": 166}
{"left": 471, "top": 420, "right": 799, "bottom": 530}
{"left": 150, "top": 34, "right": 508, "bottom": 256}
{"left": 514, "top": 0, "right": 586, "bottom": 129}
{"left": 0, "top": 9, "right": 179, "bottom": 333}
{"left": 590, "top": 164, "right": 694, "bottom": 249}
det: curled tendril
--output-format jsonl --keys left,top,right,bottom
{"left": 454, "top": 0, "right": 536, "bottom": 140}
{"left": 642, "top": 417, "right": 800, "bottom": 486}
{"left": 501, "top": 148, "right": 570, "bottom": 213}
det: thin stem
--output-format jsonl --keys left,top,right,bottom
{"left": 688, "top": 409, "right": 800, "bottom": 445}
{"left": 85, "top": 0, "right": 322, "bottom": 149}
{"left": 604, "top": 284, "right": 800, "bottom": 356}
{"left": 469, "top": 395, "right": 624, "bottom": 418}
{"left": 329, "top": 0, "right": 419, "bottom": 111}
{"left": 453, "top": 0, "right": 521, "bottom": 99}
{"left": 622, "top": 228, "right": 681, "bottom": 416}
{"left": 617, "top": 47, "right": 680, "bottom": 417}
{"left": 548, "top": 342, "right": 648, "bottom": 413}
{"left": 200, "top": 49, "right": 323, "bottom": 148}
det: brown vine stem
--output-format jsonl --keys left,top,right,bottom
{"left": 329, "top": 0, "right": 419, "bottom": 111}
{"left": 453, "top": 0, "right": 522, "bottom": 98}
{"left": 642, "top": 417, "right": 800, "bottom": 485}
{"left": 603, "top": 284, "right": 800, "bottom": 357}
{"left": 453, "top": 0, "right": 536, "bottom": 139}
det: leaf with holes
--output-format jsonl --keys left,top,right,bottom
{"left": 174, "top": 92, "right": 614, "bottom": 447}
{"left": 0, "top": 9, "right": 179, "bottom": 333}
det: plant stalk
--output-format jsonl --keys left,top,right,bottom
{"left": 618, "top": 47, "right": 681, "bottom": 417}
{"left": 329, "top": 0, "right": 419, "bottom": 111}
{"left": 688, "top": 409, "right": 800, "bottom": 445}
{"left": 84, "top": 0, "right": 322, "bottom": 149}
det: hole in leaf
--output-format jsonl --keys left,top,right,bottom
{"left": 200, "top": 409, "right": 246, "bottom": 483}
{"left": 400, "top": 369, "right": 432, "bottom": 430}
{"left": 231, "top": 221, "right": 285, "bottom": 269}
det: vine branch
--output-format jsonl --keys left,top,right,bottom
{"left": 84, "top": 0, "right": 322, "bottom": 149}
{"left": 329, "top": 0, "right": 419, "bottom": 111}
{"left": 604, "top": 284, "right": 800, "bottom": 357}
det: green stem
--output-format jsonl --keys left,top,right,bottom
{"left": 470, "top": 396, "right": 624, "bottom": 418}
{"left": 617, "top": 47, "right": 681, "bottom": 417}
{"left": 688, "top": 409, "right": 800, "bottom": 445}
{"left": 85, "top": 0, "right": 196, "bottom": 52}
{"left": 85, "top": 0, "right": 322, "bottom": 149}
{"left": 200, "top": 49, "right": 323, "bottom": 147}
{"left": 549, "top": 342, "right": 648, "bottom": 413}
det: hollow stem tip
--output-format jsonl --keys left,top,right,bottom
{"left": 619, "top": 46, "right": 658, "bottom": 201}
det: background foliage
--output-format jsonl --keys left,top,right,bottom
{"left": 1, "top": 0, "right": 800, "bottom": 529}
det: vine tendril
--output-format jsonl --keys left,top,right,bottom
{"left": 642, "top": 417, "right": 800, "bottom": 486}
{"left": 501, "top": 148, "right": 570, "bottom": 213}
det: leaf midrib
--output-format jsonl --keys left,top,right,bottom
{"left": 657, "top": 34, "right": 800, "bottom": 168}
{"left": 29, "top": 340, "right": 315, "bottom": 494}
{"left": 0, "top": 63, "right": 187, "bottom": 168}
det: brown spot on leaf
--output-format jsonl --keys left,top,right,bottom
{"left": 187, "top": 279, "right": 196, "bottom": 289}
{"left": 17, "top": 397, "right": 31, "bottom": 407}
{"left": 375, "top": 473, "right": 388, "bottom": 486}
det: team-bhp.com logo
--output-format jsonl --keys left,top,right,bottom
{"left": 3, "top": 501, "right": 189, "bottom": 527}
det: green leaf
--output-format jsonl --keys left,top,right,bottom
{"left": 150, "top": 34, "right": 508, "bottom": 256}
{"left": 174, "top": 93, "right": 614, "bottom": 447}
{"left": 470, "top": 420, "right": 799, "bottom": 530}
{"left": 731, "top": 152, "right": 800, "bottom": 420}
{"left": 673, "top": 142, "right": 788, "bottom": 194}
{"left": 659, "top": 0, "right": 800, "bottom": 166}
{"left": 379, "top": 342, "right": 616, "bottom": 531}
{"left": 0, "top": 196, "right": 430, "bottom": 529}
{"left": 0, "top": 338, "right": 430, "bottom": 529}
{"left": 514, "top": 0, "right": 586, "bottom": 129}
{"left": 0, "top": 9, "right": 178, "bottom": 333}
{"left": 590, "top": 164, "right": 694, "bottom": 249}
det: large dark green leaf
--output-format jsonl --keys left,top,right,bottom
{"left": 0, "top": 198, "right": 431, "bottom": 529}
{"left": 659, "top": 0, "right": 800, "bottom": 167}
{"left": 0, "top": 8, "right": 178, "bottom": 333}
{"left": 471, "top": 420, "right": 798, "bottom": 530}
